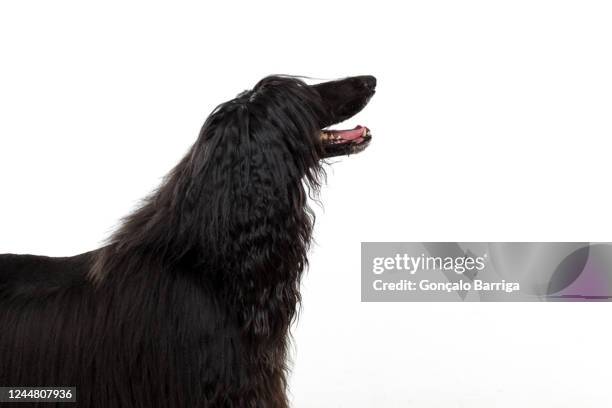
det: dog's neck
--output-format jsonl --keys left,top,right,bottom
{"left": 91, "top": 140, "right": 316, "bottom": 337}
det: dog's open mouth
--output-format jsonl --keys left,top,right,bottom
{"left": 320, "top": 125, "right": 372, "bottom": 158}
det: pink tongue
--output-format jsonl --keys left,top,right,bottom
{"left": 336, "top": 126, "right": 365, "bottom": 141}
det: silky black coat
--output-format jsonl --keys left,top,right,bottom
{"left": 0, "top": 75, "right": 376, "bottom": 407}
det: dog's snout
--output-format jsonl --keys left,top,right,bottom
{"left": 357, "top": 75, "right": 377, "bottom": 91}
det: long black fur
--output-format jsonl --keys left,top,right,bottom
{"left": 0, "top": 75, "right": 376, "bottom": 407}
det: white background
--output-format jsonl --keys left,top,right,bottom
{"left": 1, "top": 1, "right": 612, "bottom": 407}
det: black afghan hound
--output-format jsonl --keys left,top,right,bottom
{"left": 0, "top": 74, "right": 376, "bottom": 407}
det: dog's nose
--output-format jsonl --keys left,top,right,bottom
{"left": 357, "top": 75, "right": 377, "bottom": 91}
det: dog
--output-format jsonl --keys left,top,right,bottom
{"left": 0, "top": 74, "right": 376, "bottom": 407}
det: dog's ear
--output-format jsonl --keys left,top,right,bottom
{"left": 175, "top": 101, "right": 305, "bottom": 261}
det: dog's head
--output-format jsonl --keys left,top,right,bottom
{"left": 194, "top": 75, "right": 376, "bottom": 199}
